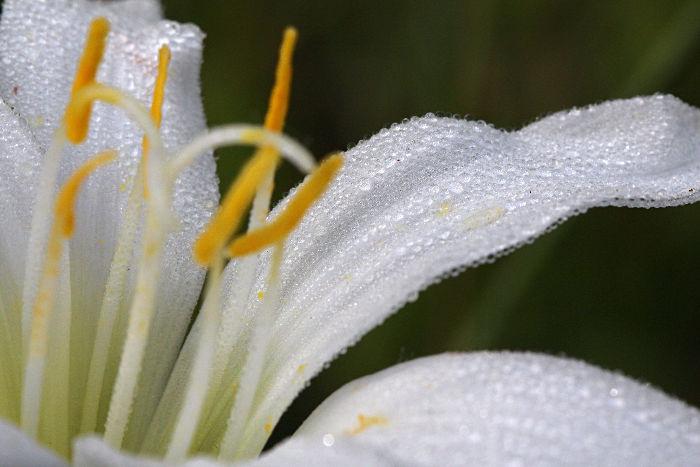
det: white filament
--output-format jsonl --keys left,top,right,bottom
{"left": 165, "top": 256, "right": 223, "bottom": 461}
{"left": 168, "top": 125, "right": 316, "bottom": 181}
{"left": 21, "top": 130, "right": 68, "bottom": 356}
{"left": 219, "top": 245, "right": 284, "bottom": 461}
{"left": 80, "top": 166, "right": 145, "bottom": 434}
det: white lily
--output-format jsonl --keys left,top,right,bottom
{"left": 0, "top": 0, "right": 698, "bottom": 466}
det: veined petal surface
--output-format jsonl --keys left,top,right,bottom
{"left": 211, "top": 95, "right": 698, "bottom": 455}
{"left": 293, "top": 352, "right": 700, "bottom": 466}
{"left": 0, "top": 0, "right": 218, "bottom": 445}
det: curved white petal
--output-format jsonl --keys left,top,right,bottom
{"left": 222, "top": 95, "right": 699, "bottom": 454}
{"left": 292, "top": 352, "right": 700, "bottom": 466}
{"left": 236, "top": 437, "right": 396, "bottom": 467}
{"left": 0, "top": 0, "right": 218, "bottom": 445}
{"left": 73, "top": 434, "right": 394, "bottom": 467}
{"left": 0, "top": 418, "right": 67, "bottom": 466}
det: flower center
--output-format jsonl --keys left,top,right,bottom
{"left": 17, "top": 17, "right": 342, "bottom": 461}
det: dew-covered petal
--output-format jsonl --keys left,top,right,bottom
{"left": 294, "top": 352, "right": 700, "bottom": 466}
{"left": 0, "top": 0, "right": 162, "bottom": 149}
{"left": 0, "top": 100, "right": 45, "bottom": 421}
{"left": 0, "top": 417, "right": 67, "bottom": 466}
{"left": 0, "top": 0, "right": 219, "bottom": 444}
{"left": 218, "top": 95, "right": 699, "bottom": 455}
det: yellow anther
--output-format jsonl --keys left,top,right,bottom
{"left": 192, "top": 27, "right": 298, "bottom": 266}
{"left": 193, "top": 147, "right": 280, "bottom": 265}
{"left": 65, "top": 17, "right": 110, "bottom": 143}
{"left": 55, "top": 151, "right": 116, "bottom": 237}
{"left": 228, "top": 153, "right": 343, "bottom": 257}
{"left": 264, "top": 27, "right": 297, "bottom": 133}
{"left": 142, "top": 45, "right": 171, "bottom": 197}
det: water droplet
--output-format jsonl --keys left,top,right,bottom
{"left": 322, "top": 433, "right": 335, "bottom": 447}
{"left": 448, "top": 182, "right": 464, "bottom": 194}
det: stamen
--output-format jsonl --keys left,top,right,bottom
{"left": 264, "top": 27, "right": 297, "bottom": 133}
{"left": 205, "top": 27, "right": 299, "bottom": 420}
{"left": 80, "top": 46, "right": 170, "bottom": 435}
{"left": 164, "top": 28, "right": 301, "bottom": 457}
{"left": 228, "top": 153, "right": 343, "bottom": 257}
{"left": 22, "top": 19, "right": 110, "bottom": 353}
{"left": 165, "top": 255, "right": 224, "bottom": 461}
{"left": 142, "top": 45, "right": 171, "bottom": 198}
{"left": 21, "top": 133, "right": 68, "bottom": 352}
{"left": 248, "top": 26, "right": 297, "bottom": 231}
{"left": 64, "top": 83, "right": 171, "bottom": 452}
{"left": 218, "top": 245, "right": 285, "bottom": 461}
{"left": 193, "top": 147, "right": 279, "bottom": 266}
{"left": 190, "top": 26, "right": 308, "bottom": 265}
{"left": 21, "top": 151, "right": 115, "bottom": 440}
{"left": 168, "top": 125, "right": 315, "bottom": 182}
{"left": 104, "top": 198, "right": 168, "bottom": 449}
{"left": 66, "top": 82, "right": 170, "bottom": 218}
{"left": 65, "top": 18, "right": 110, "bottom": 144}
{"left": 146, "top": 45, "right": 171, "bottom": 141}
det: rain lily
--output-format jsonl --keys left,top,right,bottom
{"left": 0, "top": 0, "right": 698, "bottom": 465}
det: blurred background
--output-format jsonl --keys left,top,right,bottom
{"left": 160, "top": 0, "right": 700, "bottom": 447}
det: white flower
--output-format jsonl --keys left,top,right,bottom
{"left": 0, "top": 0, "right": 698, "bottom": 466}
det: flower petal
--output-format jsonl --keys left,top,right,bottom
{"left": 74, "top": 436, "right": 165, "bottom": 467}
{"left": 224, "top": 95, "right": 699, "bottom": 455}
{"left": 0, "top": 100, "right": 44, "bottom": 419}
{"left": 0, "top": 0, "right": 162, "bottom": 148}
{"left": 293, "top": 352, "right": 700, "bottom": 466}
{"left": 0, "top": 417, "right": 67, "bottom": 466}
{"left": 73, "top": 434, "right": 392, "bottom": 467}
{"left": 0, "top": 0, "right": 219, "bottom": 443}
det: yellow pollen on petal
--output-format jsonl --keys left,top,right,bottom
{"left": 227, "top": 153, "right": 343, "bottom": 257}
{"left": 257, "top": 291, "right": 264, "bottom": 299}
{"left": 193, "top": 146, "right": 279, "bottom": 265}
{"left": 436, "top": 201, "right": 451, "bottom": 217}
{"left": 142, "top": 45, "right": 171, "bottom": 198}
{"left": 344, "top": 414, "right": 388, "bottom": 435}
{"left": 54, "top": 150, "right": 116, "bottom": 237}
{"left": 65, "top": 17, "right": 110, "bottom": 143}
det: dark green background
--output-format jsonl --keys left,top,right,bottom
{"left": 161, "top": 0, "right": 700, "bottom": 447}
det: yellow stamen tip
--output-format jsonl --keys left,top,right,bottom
{"left": 193, "top": 147, "right": 280, "bottom": 265}
{"left": 142, "top": 44, "right": 171, "bottom": 198}
{"left": 55, "top": 150, "right": 116, "bottom": 237}
{"left": 264, "top": 27, "right": 297, "bottom": 133}
{"left": 227, "top": 153, "right": 343, "bottom": 257}
{"left": 65, "top": 17, "right": 110, "bottom": 143}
